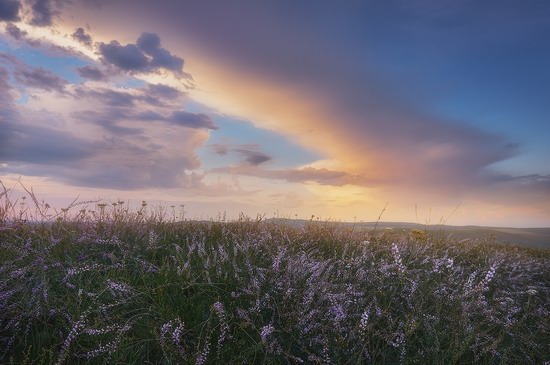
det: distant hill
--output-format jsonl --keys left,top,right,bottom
{"left": 267, "top": 219, "right": 550, "bottom": 249}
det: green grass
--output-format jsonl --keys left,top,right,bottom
{"left": 1, "top": 187, "right": 549, "bottom": 364}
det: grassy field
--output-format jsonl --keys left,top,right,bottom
{"left": 1, "top": 189, "right": 549, "bottom": 364}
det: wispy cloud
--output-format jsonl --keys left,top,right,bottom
{"left": 210, "top": 165, "right": 366, "bottom": 187}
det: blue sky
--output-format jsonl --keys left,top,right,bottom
{"left": 0, "top": 0, "right": 549, "bottom": 226}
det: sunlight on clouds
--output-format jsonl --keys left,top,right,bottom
{"left": 12, "top": 22, "right": 96, "bottom": 59}
{"left": 2, "top": 0, "right": 547, "bottom": 227}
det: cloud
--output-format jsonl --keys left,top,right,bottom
{"left": 0, "top": 66, "right": 18, "bottom": 118}
{"left": 15, "top": 66, "right": 67, "bottom": 93}
{"left": 133, "top": 110, "right": 164, "bottom": 121}
{"left": 136, "top": 32, "right": 184, "bottom": 73}
{"left": 75, "top": 109, "right": 143, "bottom": 136}
{"left": 71, "top": 27, "right": 93, "bottom": 47}
{"left": 0, "top": 76, "right": 208, "bottom": 191}
{"left": 0, "top": 40, "right": 214, "bottom": 192}
{"left": 0, "top": 118, "right": 93, "bottom": 164}
{"left": 73, "top": 83, "right": 187, "bottom": 110}
{"left": 145, "top": 83, "right": 183, "bottom": 100}
{"left": 43, "top": 127, "right": 208, "bottom": 190}
{"left": 71, "top": 84, "right": 216, "bottom": 133}
{"left": 4, "top": 22, "right": 26, "bottom": 39}
{"left": 1, "top": 52, "right": 68, "bottom": 93}
{"left": 0, "top": 0, "right": 21, "bottom": 21}
{"left": 210, "top": 144, "right": 229, "bottom": 156}
{"left": 233, "top": 146, "right": 272, "bottom": 166}
{"left": 110, "top": 1, "right": 523, "bottom": 193}
{"left": 485, "top": 173, "right": 550, "bottom": 197}
{"left": 76, "top": 65, "right": 105, "bottom": 80}
{"left": 29, "top": 0, "right": 55, "bottom": 26}
{"left": 98, "top": 32, "right": 184, "bottom": 75}
{"left": 169, "top": 111, "right": 217, "bottom": 130}
{"left": 79, "top": 87, "right": 136, "bottom": 106}
{"left": 209, "top": 144, "right": 275, "bottom": 166}
{"left": 4, "top": 26, "right": 41, "bottom": 47}
{"left": 2, "top": 132, "right": 207, "bottom": 190}
{"left": 0, "top": 69, "right": 93, "bottom": 165}
{"left": 208, "top": 144, "right": 273, "bottom": 166}
{"left": 140, "top": 83, "right": 185, "bottom": 107}
{"left": 211, "top": 165, "right": 359, "bottom": 186}
{"left": 98, "top": 41, "right": 149, "bottom": 71}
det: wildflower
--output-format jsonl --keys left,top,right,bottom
{"left": 160, "top": 318, "right": 186, "bottom": 356}
{"left": 56, "top": 312, "right": 87, "bottom": 365}
{"left": 106, "top": 279, "right": 134, "bottom": 297}
{"left": 359, "top": 309, "right": 370, "bottom": 337}
{"left": 195, "top": 333, "right": 211, "bottom": 365}
{"left": 392, "top": 243, "right": 406, "bottom": 273}
{"left": 213, "top": 301, "right": 229, "bottom": 350}
{"left": 84, "top": 340, "right": 119, "bottom": 359}
{"left": 260, "top": 324, "right": 274, "bottom": 345}
{"left": 148, "top": 230, "right": 159, "bottom": 249}
{"left": 329, "top": 304, "right": 347, "bottom": 324}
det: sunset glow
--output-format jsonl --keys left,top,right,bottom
{"left": 1, "top": 1, "right": 549, "bottom": 227}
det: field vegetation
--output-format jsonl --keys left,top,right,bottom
{"left": 1, "top": 184, "right": 549, "bottom": 364}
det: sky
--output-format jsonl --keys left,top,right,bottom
{"left": 0, "top": 0, "right": 549, "bottom": 227}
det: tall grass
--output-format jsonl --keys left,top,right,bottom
{"left": 1, "top": 184, "right": 549, "bottom": 364}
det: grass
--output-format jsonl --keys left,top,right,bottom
{"left": 1, "top": 184, "right": 549, "bottom": 364}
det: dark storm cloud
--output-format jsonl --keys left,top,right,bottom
{"left": 76, "top": 65, "right": 105, "bottom": 80}
{"left": 0, "top": 1, "right": 21, "bottom": 21}
{"left": 169, "top": 111, "right": 217, "bottom": 130}
{"left": 4, "top": 22, "right": 26, "bottom": 39}
{"left": 71, "top": 27, "right": 93, "bottom": 46}
{"left": 98, "top": 32, "right": 184, "bottom": 75}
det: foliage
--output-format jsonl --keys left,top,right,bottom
{"left": 1, "top": 185, "right": 549, "bottom": 364}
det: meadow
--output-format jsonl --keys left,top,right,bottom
{"left": 1, "top": 186, "right": 549, "bottom": 364}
